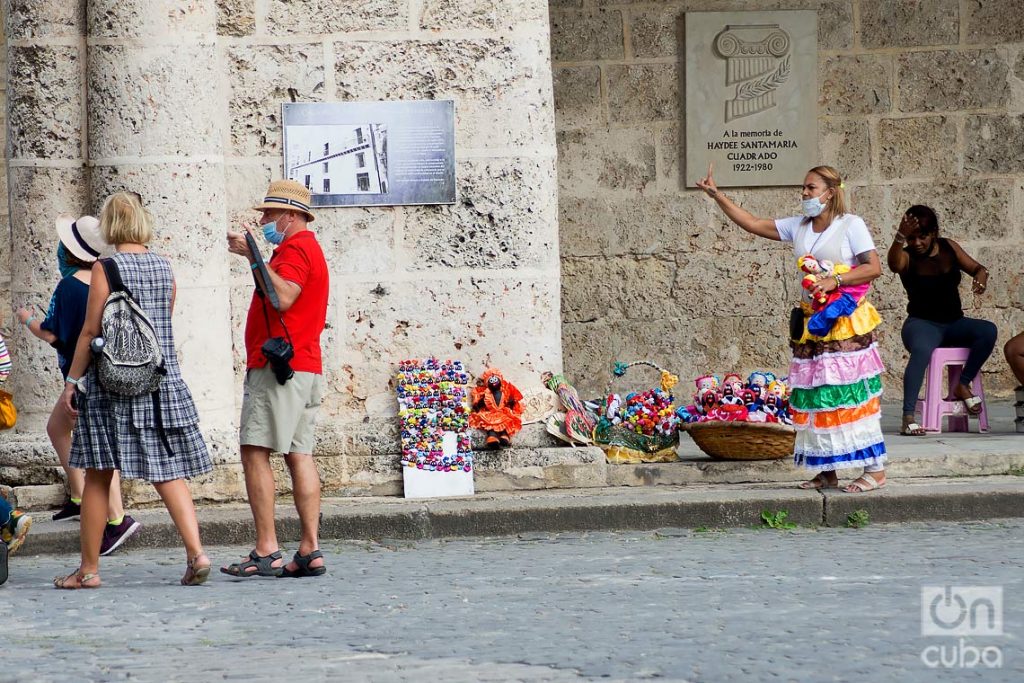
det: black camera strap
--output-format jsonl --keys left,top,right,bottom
{"left": 245, "top": 231, "right": 295, "bottom": 348}
{"left": 260, "top": 294, "right": 295, "bottom": 347}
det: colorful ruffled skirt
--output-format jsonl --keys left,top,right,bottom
{"left": 788, "top": 299, "right": 887, "bottom": 471}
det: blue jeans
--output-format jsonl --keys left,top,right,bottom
{"left": 901, "top": 316, "right": 998, "bottom": 415}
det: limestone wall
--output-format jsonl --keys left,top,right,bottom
{"left": 1, "top": 1, "right": 565, "bottom": 503}
{"left": 218, "top": 1, "right": 563, "bottom": 495}
{"left": 551, "top": 0, "right": 1024, "bottom": 400}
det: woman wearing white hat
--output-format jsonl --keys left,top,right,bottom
{"left": 16, "top": 215, "right": 141, "bottom": 555}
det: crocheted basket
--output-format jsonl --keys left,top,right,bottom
{"left": 681, "top": 420, "right": 795, "bottom": 460}
{"left": 593, "top": 361, "right": 680, "bottom": 464}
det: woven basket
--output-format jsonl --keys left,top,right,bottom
{"left": 681, "top": 421, "right": 795, "bottom": 460}
{"left": 594, "top": 360, "right": 679, "bottom": 463}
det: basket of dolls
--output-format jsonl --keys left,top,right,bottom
{"left": 681, "top": 421, "right": 795, "bottom": 460}
{"left": 676, "top": 371, "right": 795, "bottom": 460}
{"left": 592, "top": 361, "right": 682, "bottom": 465}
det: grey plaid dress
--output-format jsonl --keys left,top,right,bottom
{"left": 69, "top": 252, "right": 212, "bottom": 482}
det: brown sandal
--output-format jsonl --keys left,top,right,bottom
{"left": 798, "top": 472, "right": 838, "bottom": 490}
{"left": 53, "top": 569, "right": 101, "bottom": 589}
{"left": 182, "top": 553, "right": 211, "bottom": 586}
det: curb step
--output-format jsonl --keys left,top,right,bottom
{"left": 16, "top": 476, "right": 1024, "bottom": 557}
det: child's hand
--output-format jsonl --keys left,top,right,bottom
{"left": 15, "top": 307, "right": 34, "bottom": 325}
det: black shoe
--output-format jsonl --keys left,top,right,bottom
{"left": 99, "top": 515, "right": 142, "bottom": 556}
{"left": 52, "top": 500, "right": 81, "bottom": 521}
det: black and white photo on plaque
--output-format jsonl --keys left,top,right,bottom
{"left": 283, "top": 100, "right": 456, "bottom": 208}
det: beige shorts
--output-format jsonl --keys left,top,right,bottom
{"left": 240, "top": 367, "right": 324, "bottom": 455}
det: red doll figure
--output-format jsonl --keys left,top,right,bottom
{"left": 470, "top": 368, "right": 524, "bottom": 448}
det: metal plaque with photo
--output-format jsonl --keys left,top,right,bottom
{"left": 283, "top": 100, "right": 456, "bottom": 207}
{"left": 685, "top": 11, "right": 817, "bottom": 187}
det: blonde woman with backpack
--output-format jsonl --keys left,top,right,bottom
{"left": 55, "top": 192, "right": 213, "bottom": 589}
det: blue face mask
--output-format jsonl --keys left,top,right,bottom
{"left": 801, "top": 191, "right": 829, "bottom": 218}
{"left": 262, "top": 220, "right": 285, "bottom": 245}
{"left": 56, "top": 242, "right": 79, "bottom": 278}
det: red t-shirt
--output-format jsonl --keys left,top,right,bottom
{"left": 245, "top": 230, "right": 329, "bottom": 373}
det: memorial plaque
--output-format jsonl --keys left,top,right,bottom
{"left": 685, "top": 11, "right": 817, "bottom": 187}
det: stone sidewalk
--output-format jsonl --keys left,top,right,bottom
{"left": 16, "top": 474, "right": 1024, "bottom": 557}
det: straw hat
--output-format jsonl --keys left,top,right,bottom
{"left": 252, "top": 179, "right": 315, "bottom": 222}
{"left": 55, "top": 215, "right": 105, "bottom": 262}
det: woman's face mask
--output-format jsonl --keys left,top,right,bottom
{"left": 801, "top": 190, "right": 830, "bottom": 218}
{"left": 57, "top": 242, "right": 79, "bottom": 278}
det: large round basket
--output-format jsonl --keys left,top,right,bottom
{"left": 681, "top": 421, "right": 795, "bottom": 460}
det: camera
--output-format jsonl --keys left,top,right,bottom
{"left": 262, "top": 336, "right": 294, "bottom": 385}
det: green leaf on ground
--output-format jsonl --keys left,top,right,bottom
{"left": 761, "top": 509, "right": 797, "bottom": 530}
{"left": 846, "top": 509, "right": 870, "bottom": 529}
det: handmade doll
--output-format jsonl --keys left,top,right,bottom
{"left": 720, "top": 373, "right": 744, "bottom": 406}
{"left": 604, "top": 394, "right": 623, "bottom": 425}
{"left": 797, "top": 254, "right": 873, "bottom": 337}
{"left": 798, "top": 254, "right": 836, "bottom": 306}
{"left": 762, "top": 379, "right": 789, "bottom": 422}
{"left": 741, "top": 388, "right": 769, "bottom": 422}
{"left": 746, "top": 371, "right": 774, "bottom": 404}
{"left": 470, "top": 368, "right": 524, "bottom": 448}
{"left": 692, "top": 374, "right": 720, "bottom": 416}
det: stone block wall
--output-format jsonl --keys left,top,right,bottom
{"left": 1, "top": 1, "right": 568, "bottom": 503}
{"left": 551, "top": 0, "right": 1024, "bottom": 400}
{"left": 217, "top": 0, "right": 564, "bottom": 495}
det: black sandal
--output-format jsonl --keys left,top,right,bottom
{"left": 219, "top": 549, "right": 283, "bottom": 577}
{"left": 279, "top": 549, "right": 326, "bottom": 578}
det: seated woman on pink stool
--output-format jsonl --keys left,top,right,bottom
{"left": 888, "top": 205, "right": 996, "bottom": 436}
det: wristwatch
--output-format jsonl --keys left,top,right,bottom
{"left": 893, "top": 233, "right": 907, "bottom": 244}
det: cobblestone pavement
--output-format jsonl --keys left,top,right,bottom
{"left": 2, "top": 520, "right": 1022, "bottom": 682}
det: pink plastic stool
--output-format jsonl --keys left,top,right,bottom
{"left": 915, "top": 347, "right": 989, "bottom": 433}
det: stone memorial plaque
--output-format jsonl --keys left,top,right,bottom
{"left": 685, "top": 11, "right": 817, "bottom": 187}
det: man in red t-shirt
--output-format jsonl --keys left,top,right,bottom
{"left": 223, "top": 179, "right": 329, "bottom": 579}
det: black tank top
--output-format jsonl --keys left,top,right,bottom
{"left": 899, "top": 238, "right": 963, "bottom": 323}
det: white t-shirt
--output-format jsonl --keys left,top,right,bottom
{"left": 775, "top": 214, "right": 877, "bottom": 267}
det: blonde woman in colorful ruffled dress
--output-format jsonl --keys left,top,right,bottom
{"left": 697, "top": 164, "right": 887, "bottom": 493}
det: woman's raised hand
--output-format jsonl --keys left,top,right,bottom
{"left": 897, "top": 213, "right": 918, "bottom": 237}
{"left": 696, "top": 162, "right": 719, "bottom": 198}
